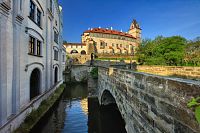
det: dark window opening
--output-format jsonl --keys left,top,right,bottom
{"left": 54, "top": 50, "right": 58, "bottom": 61}
{"left": 81, "top": 50, "right": 86, "bottom": 55}
{"left": 30, "top": 68, "right": 40, "bottom": 100}
{"left": 100, "top": 42, "right": 105, "bottom": 49}
{"left": 37, "top": 9, "right": 41, "bottom": 26}
{"left": 70, "top": 50, "right": 78, "bottom": 54}
{"left": 29, "top": 0, "right": 35, "bottom": 21}
{"left": 37, "top": 40, "right": 41, "bottom": 56}
{"left": 29, "top": 36, "right": 42, "bottom": 57}
{"left": 29, "top": 36, "right": 35, "bottom": 54}
{"left": 62, "top": 54, "right": 65, "bottom": 62}
{"left": 54, "top": 31, "right": 58, "bottom": 44}
{"left": 54, "top": 67, "right": 58, "bottom": 84}
{"left": 50, "top": 0, "right": 53, "bottom": 12}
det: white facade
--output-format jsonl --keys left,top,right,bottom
{"left": 0, "top": 0, "right": 66, "bottom": 131}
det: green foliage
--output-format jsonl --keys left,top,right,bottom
{"left": 187, "top": 97, "right": 200, "bottom": 124}
{"left": 90, "top": 67, "right": 98, "bottom": 79}
{"left": 184, "top": 39, "right": 200, "bottom": 66}
{"left": 195, "top": 106, "right": 200, "bottom": 123}
{"left": 137, "top": 36, "right": 187, "bottom": 66}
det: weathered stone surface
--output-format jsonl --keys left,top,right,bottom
{"left": 98, "top": 67, "right": 200, "bottom": 133}
{"left": 144, "top": 93, "right": 155, "bottom": 106}
{"left": 174, "top": 120, "right": 196, "bottom": 133}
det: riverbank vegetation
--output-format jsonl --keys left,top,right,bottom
{"left": 15, "top": 84, "right": 65, "bottom": 133}
{"left": 136, "top": 36, "right": 200, "bottom": 66}
{"left": 90, "top": 67, "right": 98, "bottom": 79}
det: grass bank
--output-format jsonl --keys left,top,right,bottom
{"left": 14, "top": 84, "right": 65, "bottom": 133}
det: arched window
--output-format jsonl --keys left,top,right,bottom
{"left": 54, "top": 67, "right": 58, "bottom": 84}
{"left": 81, "top": 50, "right": 86, "bottom": 55}
{"left": 70, "top": 50, "right": 78, "bottom": 54}
{"left": 30, "top": 68, "right": 41, "bottom": 100}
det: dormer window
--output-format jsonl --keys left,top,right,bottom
{"left": 29, "top": 1, "right": 35, "bottom": 21}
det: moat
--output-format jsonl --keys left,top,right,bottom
{"left": 30, "top": 83, "right": 126, "bottom": 133}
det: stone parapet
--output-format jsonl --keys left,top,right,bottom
{"left": 137, "top": 65, "right": 200, "bottom": 80}
{"left": 98, "top": 67, "right": 200, "bottom": 133}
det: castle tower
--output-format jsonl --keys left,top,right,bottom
{"left": 128, "top": 19, "right": 141, "bottom": 41}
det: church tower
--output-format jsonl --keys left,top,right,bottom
{"left": 128, "top": 19, "right": 141, "bottom": 41}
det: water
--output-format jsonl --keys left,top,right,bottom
{"left": 31, "top": 84, "right": 126, "bottom": 133}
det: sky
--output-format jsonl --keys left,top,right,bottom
{"left": 58, "top": 0, "right": 200, "bottom": 42}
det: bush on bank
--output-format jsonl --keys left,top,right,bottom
{"left": 137, "top": 36, "right": 200, "bottom": 66}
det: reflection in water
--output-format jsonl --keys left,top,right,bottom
{"left": 81, "top": 98, "right": 88, "bottom": 115}
{"left": 31, "top": 84, "right": 126, "bottom": 133}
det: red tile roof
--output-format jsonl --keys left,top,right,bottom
{"left": 84, "top": 28, "right": 136, "bottom": 39}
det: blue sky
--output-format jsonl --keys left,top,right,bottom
{"left": 58, "top": 0, "right": 200, "bottom": 42}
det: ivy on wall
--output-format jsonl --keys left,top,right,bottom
{"left": 187, "top": 97, "right": 200, "bottom": 123}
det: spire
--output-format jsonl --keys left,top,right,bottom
{"left": 130, "top": 19, "right": 140, "bottom": 30}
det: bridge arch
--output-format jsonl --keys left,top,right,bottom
{"left": 99, "top": 89, "right": 127, "bottom": 132}
{"left": 101, "top": 90, "right": 116, "bottom": 106}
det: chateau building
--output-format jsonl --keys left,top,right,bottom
{"left": 64, "top": 20, "right": 141, "bottom": 56}
{"left": 0, "top": 0, "right": 66, "bottom": 132}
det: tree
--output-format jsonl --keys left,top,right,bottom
{"left": 137, "top": 36, "right": 187, "bottom": 66}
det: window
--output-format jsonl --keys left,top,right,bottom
{"left": 29, "top": 36, "right": 42, "bottom": 57}
{"left": 112, "top": 43, "right": 115, "bottom": 47}
{"left": 100, "top": 42, "right": 105, "bottom": 49}
{"left": 71, "top": 45, "right": 73, "bottom": 48}
{"left": 29, "top": 36, "right": 35, "bottom": 54}
{"left": 62, "top": 54, "right": 65, "bottom": 62}
{"left": 55, "top": 20, "right": 57, "bottom": 26}
{"left": 37, "top": 40, "right": 41, "bottom": 56}
{"left": 120, "top": 44, "right": 122, "bottom": 47}
{"left": 54, "top": 31, "right": 58, "bottom": 44}
{"left": 37, "top": 9, "right": 41, "bottom": 26}
{"left": 54, "top": 50, "right": 58, "bottom": 61}
{"left": 29, "top": 1, "right": 42, "bottom": 28}
{"left": 29, "top": 1, "right": 35, "bottom": 21}
{"left": 50, "top": 0, "right": 53, "bottom": 12}
{"left": 20, "top": 0, "right": 22, "bottom": 11}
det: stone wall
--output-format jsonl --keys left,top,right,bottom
{"left": 0, "top": 82, "right": 63, "bottom": 133}
{"left": 98, "top": 67, "right": 200, "bottom": 133}
{"left": 68, "top": 55, "right": 91, "bottom": 64}
{"left": 70, "top": 65, "right": 88, "bottom": 82}
{"left": 88, "top": 67, "right": 98, "bottom": 97}
{"left": 137, "top": 65, "right": 200, "bottom": 79}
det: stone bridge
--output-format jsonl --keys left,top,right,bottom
{"left": 97, "top": 66, "right": 200, "bottom": 133}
